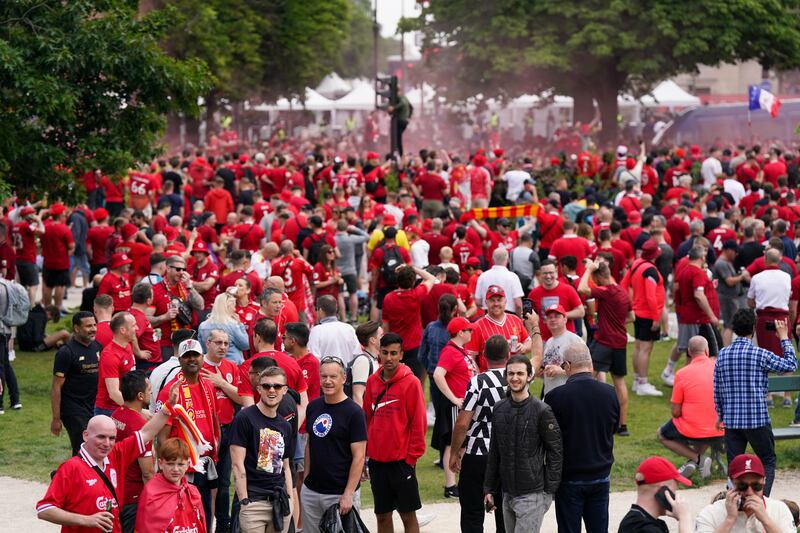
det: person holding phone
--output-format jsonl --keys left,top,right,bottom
{"left": 695, "top": 454, "right": 795, "bottom": 532}
{"left": 618, "top": 456, "right": 693, "bottom": 533}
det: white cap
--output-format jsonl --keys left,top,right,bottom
{"left": 254, "top": 152, "right": 266, "bottom": 163}
{"left": 616, "top": 145, "right": 628, "bottom": 157}
{"left": 178, "top": 339, "right": 203, "bottom": 357}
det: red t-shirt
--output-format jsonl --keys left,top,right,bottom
{"left": 100, "top": 176, "right": 125, "bottom": 203}
{"left": 237, "top": 350, "right": 307, "bottom": 397}
{"left": 187, "top": 259, "right": 220, "bottom": 310}
{"left": 610, "top": 238, "right": 634, "bottom": 266}
{"left": 381, "top": 284, "right": 430, "bottom": 350}
{"left": 368, "top": 244, "right": 412, "bottom": 289}
{"left": 87, "top": 225, "right": 115, "bottom": 266}
{"left": 196, "top": 225, "right": 219, "bottom": 247}
{"left": 204, "top": 188, "right": 235, "bottom": 223}
{"left": 12, "top": 221, "right": 39, "bottom": 263}
{"left": 41, "top": 221, "right": 74, "bottom": 270}
{"left": 436, "top": 342, "right": 476, "bottom": 398}
{"left": 676, "top": 264, "right": 713, "bottom": 324}
{"left": 128, "top": 173, "right": 155, "bottom": 210}
{"left": 549, "top": 235, "right": 592, "bottom": 275}
{"left": 235, "top": 301, "right": 261, "bottom": 327}
{"left": 202, "top": 358, "right": 240, "bottom": 425}
{"left": 415, "top": 173, "right": 447, "bottom": 201}
{"left": 590, "top": 285, "right": 631, "bottom": 349}
{"left": 110, "top": 406, "right": 151, "bottom": 505}
{"left": 96, "top": 341, "right": 136, "bottom": 410}
{"left": 129, "top": 307, "right": 160, "bottom": 359}
{"left": 235, "top": 223, "right": 265, "bottom": 251}
{"left": 97, "top": 272, "right": 132, "bottom": 312}
{"left": 36, "top": 432, "right": 146, "bottom": 533}
{"left": 528, "top": 283, "right": 582, "bottom": 340}
{"left": 219, "top": 270, "right": 263, "bottom": 302}
{"left": 297, "top": 352, "right": 321, "bottom": 402}
{"left": 152, "top": 281, "right": 194, "bottom": 347}
{"left": 271, "top": 256, "right": 314, "bottom": 311}
{"left": 313, "top": 262, "right": 340, "bottom": 298}
{"left": 423, "top": 232, "right": 451, "bottom": 266}
{"left": 96, "top": 321, "right": 113, "bottom": 347}
{"left": 466, "top": 313, "right": 529, "bottom": 370}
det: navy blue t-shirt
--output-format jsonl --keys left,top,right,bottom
{"left": 303, "top": 397, "right": 368, "bottom": 494}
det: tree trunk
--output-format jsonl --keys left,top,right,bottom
{"left": 596, "top": 78, "right": 620, "bottom": 147}
{"left": 572, "top": 90, "right": 594, "bottom": 124}
{"left": 206, "top": 90, "right": 218, "bottom": 137}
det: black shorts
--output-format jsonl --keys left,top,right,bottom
{"left": 590, "top": 340, "right": 627, "bottom": 376}
{"left": 341, "top": 273, "right": 357, "bottom": 294}
{"left": 658, "top": 419, "right": 690, "bottom": 443}
{"left": 43, "top": 268, "right": 70, "bottom": 288}
{"left": 634, "top": 316, "right": 661, "bottom": 342}
{"left": 376, "top": 286, "right": 394, "bottom": 309}
{"left": 16, "top": 260, "right": 39, "bottom": 287}
{"left": 369, "top": 459, "right": 422, "bottom": 514}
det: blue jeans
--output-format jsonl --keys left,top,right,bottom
{"left": 555, "top": 480, "right": 610, "bottom": 533}
{"left": 93, "top": 406, "right": 114, "bottom": 417}
{"left": 794, "top": 393, "right": 800, "bottom": 423}
{"left": 215, "top": 425, "right": 232, "bottom": 529}
{"left": 724, "top": 426, "right": 776, "bottom": 496}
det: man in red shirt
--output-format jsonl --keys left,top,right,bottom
{"left": 413, "top": 162, "right": 447, "bottom": 218}
{"left": 12, "top": 206, "right": 45, "bottom": 302}
{"left": 41, "top": 203, "right": 75, "bottom": 310}
{"left": 381, "top": 265, "right": 437, "bottom": 381}
{"left": 203, "top": 176, "right": 235, "bottom": 226}
{"left": 549, "top": 219, "right": 592, "bottom": 276}
{"left": 234, "top": 206, "right": 266, "bottom": 252}
{"left": 128, "top": 284, "right": 160, "bottom": 372}
{"left": 369, "top": 226, "right": 412, "bottom": 312}
{"left": 283, "top": 322, "right": 320, "bottom": 403}
{"left": 86, "top": 208, "right": 114, "bottom": 276}
{"left": 218, "top": 249, "right": 263, "bottom": 298}
{"left": 151, "top": 255, "right": 204, "bottom": 360}
{"left": 0, "top": 222, "right": 16, "bottom": 281}
{"left": 110, "top": 370, "right": 154, "bottom": 531}
{"left": 95, "top": 312, "right": 138, "bottom": 416}
{"left": 186, "top": 240, "right": 219, "bottom": 314}
{"left": 127, "top": 170, "right": 156, "bottom": 214}
{"left": 271, "top": 240, "right": 314, "bottom": 321}
{"left": 762, "top": 147, "right": 787, "bottom": 187}
{"left": 422, "top": 218, "right": 451, "bottom": 266}
{"left": 97, "top": 253, "right": 133, "bottom": 313}
{"left": 528, "top": 261, "right": 585, "bottom": 340}
{"left": 36, "top": 385, "right": 177, "bottom": 533}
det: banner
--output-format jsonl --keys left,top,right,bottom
{"left": 470, "top": 203, "right": 540, "bottom": 220}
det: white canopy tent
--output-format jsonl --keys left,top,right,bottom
{"left": 251, "top": 88, "right": 335, "bottom": 112}
{"left": 315, "top": 72, "right": 351, "bottom": 99}
{"left": 640, "top": 80, "right": 701, "bottom": 108}
{"left": 334, "top": 81, "right": 376, "bottom": 111}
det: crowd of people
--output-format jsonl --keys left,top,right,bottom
{"left": 0, "top": 137, "right": 799, "bottom": 532}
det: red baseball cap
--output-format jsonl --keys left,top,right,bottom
{"left": 466, "top": 257, "right": 481, "bottom": 267}
{"left": 544, "top": 304, "right": 567, "bottom": 317}
{"left": 641, "top": 239, "right": 661, "bottom": 261}
{"left": 121, "top": 223, "right": 138, "bottom": 240}
{"left": 50, "top": 203, "right": 66, "bottom": 217}
{"left": 493, "top": 148, "right": 505, "bottom": 157}
{"left": 382, "top": 214, "right": 397, "bottom": 226}
{"left": 628, "top": 210, "right": 642, "bottom": 223}
{"left": 110, "top": 253, "right": 133, "bottom": 269}
{"left": 635, "top": 456, "right": 692, "bottom": 486}
{"left": 404, "top": 225, "right": 419, "bottom": 235}
{"left": 93, "top": 207, "right": 109, "bottom": 221}
{"left": 19, "top": 206, "right": 35, "bottom": 217}
{"left": 163, "top": 226, "right": 179, "bottom": 241}
{"left": 728, "top": 454, "right": 765, "bottom": 480}
{"left": 366, "top": 151, "right": 380, "bottom": 160}
{"left": 447, "top": 317, "right": 474, "bottom": 336}
{"left": 191, "top": 240, "right": 210, "bottom": 254}
{"left": 486, "top": 285, "right": 505, "bottom": 299}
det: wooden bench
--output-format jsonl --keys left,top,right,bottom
{"left": 768, "top": 375, "right": 800, "bottom": 440}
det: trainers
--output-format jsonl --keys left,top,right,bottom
{"left": 767, "top": 398, "right": 775, "bottom": 408}
{"left": 661, "top": 368, "right": 675, "bottom": 387}
{"left": 678, "top": 461, "right": 697, "bottom": 477}
{"left": 617, "top": 425, "right": 630, "bottom": 437}
{"left": 790, "top": 420, "right": 800, "bottom": 428}
{"left": 0, "top": 408, "right": 4, "bottom": 415}
{"left": 11, "top": 403, "right": 21, "bottom": 410}
{"left": 783, "top": 398, "right": 793, "bottom": 408}
{"left": 631, "top": 380, "right": 639, "bottom": 393}
{"left": 417, "top": 512, "right": 436, "bottom": 528}
{"left": 699, "top": 456, "right": 713, "bottom": 479}
{"left": 444, "top": 485, "right": 459, "bottom": 498}
{"left": 636, "top": 382, "right": 664, "bottom": 397}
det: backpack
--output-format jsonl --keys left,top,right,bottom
{"left": 307, "top": 233, "right": 326, "bottom": 265}
{"left": 379, "top": 245, "right": 403, "bottom": 286}
{"left": 17, "top": 303, "right": 47, "bottom": 351}
{"left": 295, "top": 226, "right": 314, "bottom": 249}
{"left": 0, "top": 277, "right": 31, "bottom": 327}
{"left": 345, "top": 353, "right": 375, "bottom": 398}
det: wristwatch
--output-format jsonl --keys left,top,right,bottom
{"left": 239, "top": 498, "right": 251, "bottom": 506}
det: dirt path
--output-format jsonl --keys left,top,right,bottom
{"left": 8, "top": 471, "right": 800, "bottom": 532}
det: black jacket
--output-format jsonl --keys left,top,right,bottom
{"left": 545, "top": 372, "right": 619, "bottom": 481}
{"left": 484, "top": 394, "right": 562, "bottom": 497}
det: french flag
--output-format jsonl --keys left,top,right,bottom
{"left": 748, "top": 85, "right": 781, "bottom": 117}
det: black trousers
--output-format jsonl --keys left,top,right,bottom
{"left": 62, "top": 413, "right": 91, "bottom": 455}
{"left": 459, "top": 453, "right": 505, "bottom": 533}
{"left": 724, "top": 425, "right": 777, "bottom": 496}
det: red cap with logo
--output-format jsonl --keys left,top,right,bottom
{"left": 19, "top": 206, "right": 35, "bottom": 217}
{"left": 447, "top": 316, "right": 474, "bottom": 336}
{"left": 635, "top": 456, "right": 692, "bottom": 486}
{"left": 191, "top": 240, "right": 210, "bottom": 254}
{"left": 728, "top": 454, "right": 765, "bottom": 479}
{"left": 110, "top": 253, "right": 133, "bottom": 269}
{"left": 545, "top": 304, "right": 567, "bottom": 316}
{"left": 485, "top": 285, "right": 505, "bottom": 299}
{"left": 121, "top": 223, "right": 138, "bottom": 240}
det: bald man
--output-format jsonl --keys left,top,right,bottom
{"left": 657, "top": 336, "right": 723, "bottom": 480}
{"left": 37, "top": 383, "right": 179, "bottom": 532}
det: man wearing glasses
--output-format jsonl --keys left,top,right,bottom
{"left": 231, "top": 367, "right": 296, "bottom": 533}
{"left": 695, "top": 454, "right": 795, "bottom": 532}
{"left": 152, "top": 255, "right": 203, "bottom": 360}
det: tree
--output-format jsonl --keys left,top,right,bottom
{"left": 0, "top": 0, "right": 209, "bottom": 199}
{"left": 335, "top": 0, "right": 402, "bottom": 80}
{"left": 412, "top": 0, "right": 800, "bottom": 143}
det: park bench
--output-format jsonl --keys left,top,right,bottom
{"left": 768, "top": 375, "right": 800, "bottom": 440}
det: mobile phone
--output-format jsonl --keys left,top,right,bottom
{"left": 654, "top": 486, "right": 675, "bottom": 512}
{"left": 485, "top": 499, "right": 495, "bottom": 513}
{"left": 522, "top": 297, "right": 533, "bottom": 318}
{"left": 738, "top": 495, "right": 745, "bottom": 511}
{"left": 766, "top": 321, "right": 776, "bottom": 331}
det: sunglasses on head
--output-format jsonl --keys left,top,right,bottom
{"left": 320, "top": 355, "right": 345, "bottom": 367}
{"left": 735, "top": 481, "right": 764, "bottom": 492}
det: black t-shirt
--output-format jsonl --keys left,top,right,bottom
{"left": 162, "top": 170, "right": 183, "bottom": 189}
{"left": 617, "top": 504, "right": 669, "bottom": 533}
{"left": 53, "top": 338, "right": 101, "bottom": 417}
{"left": 230, "top": 404, "right": 295, "bottom": 497}
{"left": 303, "top": 397, "right": 368, "bottom": 495}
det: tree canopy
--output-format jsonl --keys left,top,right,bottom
{"left": 0, "top": 0, "right": 209, "bottom": 198}
{"left": 411, "top": 0, "right": 800, "bottom": 142}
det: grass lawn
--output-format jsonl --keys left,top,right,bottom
{"left": 3, "top": 333, "right": 800, "bottom": 508}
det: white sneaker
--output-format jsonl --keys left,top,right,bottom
{"left": 636, "top": 382, "right": 664, "bottom": 397}
{"left": 699, "top": 456, "right": 712, "bottom": 479}
{"left": 8, "top": 349, "right": 15, "bottom": 362}
{"left": 661, "top": 368, "right": 675, "bottom": 387}
{"left": 631, "top": 380, "right": 639, "bottom": 393}
{"left": 426, "top": 408, "right": 436, "bottom": 428}
{"left": 678, "top": 461, "right": 697, "bottom": 477}
{"left": 417, "top": 512, "right": 436, "bottom": 528}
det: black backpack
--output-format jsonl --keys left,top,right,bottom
{"left": 295, "top": 226, "right": 314, "bottom": 249}
{"left": 17, "top": 303, "right": 47, "bottom": 351}
{"left": 379, "top": 245, "right": 403, "bottom": 286}
{"left": 307, "top": 233, "right": 326, "bottom": 265}
{"left": 345, "top": 353, "right": 375, "bottom": 398}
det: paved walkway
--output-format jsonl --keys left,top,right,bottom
{"left": 8, "top": 472, "right": 800, "bottom": 532}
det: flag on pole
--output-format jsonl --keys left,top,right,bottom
{"left": 748, "top": 85, "right": 781, "bottom": 117}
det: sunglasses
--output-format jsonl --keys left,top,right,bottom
{"left": 735, "top": 481, "right": 764, "bottom": 492}
{"left": 170, "top": 266, "right": 186, "bottom": 272}
{"left": 258, "top": 383, "right": 287, "bottom": 391}
{"left": 320, "top": 356, "right": 345, "bottom": 367}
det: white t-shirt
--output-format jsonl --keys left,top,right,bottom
{"left": 701, "top": 156, "right": 722, "bottom": 189}
{"left": 724, "top": 178, "right": 746, "bottom": 206}
{"left": 748, "top": 268, "right": 791, "bottom": 310}
{"left": 474, "top": 265, "right": 524, "bottom": 312}
{"left": 695, "top": 496, "right": 795, "bottom": 533}
{"left": 410, "top": 239, "right": 430, "bottom": 269}
{"left": 541, "top": 331, "right": 583, "bottom": 394}
{"left": 503, "top": 170, "right": 531, "bottom": 202}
